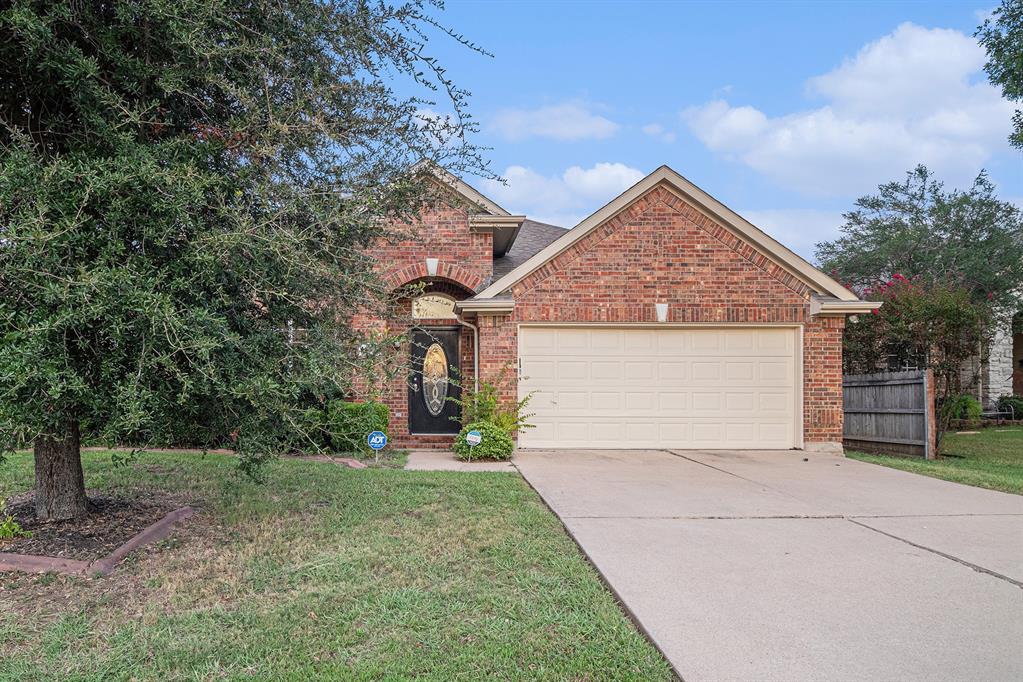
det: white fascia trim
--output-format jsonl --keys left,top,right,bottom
{"left": 475, "top": 165, "right": 861, "bottom": 302}
{"left": 425, "top": 165, "right": 510, "bottom": 216}
{"left": 469, "top": 214, "right": 526, "bottom": 230}
{"left": 814, "top": 300, "right": 883, "bottom": 315}
{"left": 454, "top": 299, "right": 515, "bottom": 314}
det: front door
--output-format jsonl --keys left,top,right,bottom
{"left": 409, "top": 328, "right": 461, "bottom": 434}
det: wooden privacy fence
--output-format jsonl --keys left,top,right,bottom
{"left": 842, "top": 369, "right": 937, "bottom": 459}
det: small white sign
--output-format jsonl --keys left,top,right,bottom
{"left": 465, "top": 430, "right": 483, "bottom": 446}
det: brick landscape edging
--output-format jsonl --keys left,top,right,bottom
{"left": 0, "top": 506, "right": 194, "bottom": 577}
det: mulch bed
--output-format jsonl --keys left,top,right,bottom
{"left": 1, "top": 490, "right": 190, "bottom": 562}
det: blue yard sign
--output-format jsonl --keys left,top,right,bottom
{"left": 465, "top": 430, "right": 482, "bottom": 446}
{"left": 367, "top": 431, "right": 388, "bottom": 450}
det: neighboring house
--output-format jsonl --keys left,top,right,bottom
{"left": 359, "top": 165, "right": 878, "bottom": 453}
{"left": 962, "top": 315, "right": 1023, "bottom": 409}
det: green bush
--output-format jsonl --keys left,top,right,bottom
{"left": 327, "top": 401, "right": 389, "bottom": 455}
{"left": 0, "top": 502, "right": 31, "bottom": 540}
{"left": 996, "top": 395, "right": 1023, "bottom": 419}
{"left": 452, "top": 421, "right": 514, "bottom": 461}
{"left": 942, "top": 394, "right": 983, "bottom": 421}
{"left": 447, "top": 365, "right": 534, "bottom": 437}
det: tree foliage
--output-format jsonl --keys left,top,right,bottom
{"left": 816, "top": 165, "right": 1023, "bottom": 319}
{"left": 844, "top": 276, "right": 992, "bottom": 380}
{"left": 0, "top": 0, "right": 488, "bottom": 514}
{"left": 978, "top": 0, "right": 1023, "bottom": 149}
{"left": 843, "top": 276, "right": 992, "bottom": 436}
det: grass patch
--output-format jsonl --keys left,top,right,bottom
{"left": 0, "top": 450, "right": 671, "bottom": 680}
{"left": 849, "top": 428, "right": 1023, "bottom": 494}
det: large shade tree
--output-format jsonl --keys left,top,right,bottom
{"left": 816, "top": 165, "right": 1023, "bottom": 315}
{"left": 817, "top": 166, "right": 1022, "bottom": 409}
{"left": 0, "top": 0, "right": 488, "bottom": 520}
{"left": 978, "top": 0, "right": 1023, "bottom": 150}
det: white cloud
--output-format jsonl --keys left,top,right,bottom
{"left": 683, "top": 23, "right": 1014, "bottom": 196}
{"left": 740, "top": 209, "right": 846, "bottom": 262}
{"left": 489, "top": 101, "right": 619, "bottom": 141}
{"left": 479, "top": 162, "right": 644, "bottom": 227}
{"left": 641, "top": 123, "right": 677, "bottom": 143}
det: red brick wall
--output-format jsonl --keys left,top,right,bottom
{"left": 477, "top": 185, "right": 846, "bottom": 446}
{"left": 803, "top": 316, "right": 845, "bottom": 444}
{"left": 376, "top": 200, "right": 493, "bottom": 292}
{"left": 353, "top": 200, "right": 490, "bottom": 448}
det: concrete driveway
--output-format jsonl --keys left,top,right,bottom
{"left": 514, "top": 449, "right": 1023, "bottom": 682}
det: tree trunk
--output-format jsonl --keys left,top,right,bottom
{"left": 33, "top": 419, "right": 90, "bottom": 521}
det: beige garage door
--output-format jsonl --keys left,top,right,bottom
{"left": 518, "top": 326, "right": 799, "bottom": 449}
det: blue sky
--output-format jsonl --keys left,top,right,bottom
{"left": 421, "top": 0, "right": 1020, "bottom": 262}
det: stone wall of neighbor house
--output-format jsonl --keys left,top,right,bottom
{"left": 960, "top": 320, "right": 1017, "bottom": 410}
{"left": 475, "top": 184, "right": 846, "bottom": 448}
{"left": 984, "top": 326, "right": 1014, "bottom": 408}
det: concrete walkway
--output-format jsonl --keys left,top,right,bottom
{"left": 514, "top": 449, "right": 1023, "bottom": 682}
{"left": 405, "top": 449, "right": 515, "bottom": 472}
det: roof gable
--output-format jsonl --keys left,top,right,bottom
{"left": 475, "top": 166, "right": 862, "bottom": 302}
{"left": 423, "top": 164, "right": 510, "bottom": 216}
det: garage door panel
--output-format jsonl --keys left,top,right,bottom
{"left": 658, "top": 422, "right": 691, "bottom": 441}
{"left": 725, "top": 362, "right": 755, "bottom": 381}
{"left": 725, "top": 392, "right": 755, "bottom": 411}
{"left": 691, "top": 392, "right": 722, "bottom": 411}
{"left": 556, "top": 330, "right": 589, "bottom": 351}
{"left": 624, "top": 392, "right": 656, "bottom": 410}
{"left": 590, "top": 331, "right": 622, "bottom": 351}
{"left": 759, "top": 392, "right": 793, "bottom": 412}
{"left": 557, "top": 361, "right": 587, "bottom": 380}
{"left": 521, "top": 359, "right": 556, "bottom": 381}
{"left": 759, "top": 422, "right": 792, "bottom": 443}
{"left": 657, "top": 361, "right": 687, "bottom": 380}
{"left": 553, "top": 392, "right": 587, "bottom": 410}
{"left": 692, "top": 362, "right": 721, "bottom": 381}
{"left": 591, "top": 361, "right": 621, "bottom": 380}
{"left": 757, "top": 330, "right": 793, "bottom": 353}
{"left": 656, "top": 333, "right": 687, "bottom": 354}
{"left": 625, "top": 361, "right": 654, "bottom": 379}
{"left": 758, "top": 361, "right": 791, "bottom": 382}
{"left": 658, "top": 392, "right": 690, "bottom": 413}
{"left": 624, "top": 331, "right": 655, "bottom": 352}
{"left": 519, "top": 327, "right": 798, "bottom": 449}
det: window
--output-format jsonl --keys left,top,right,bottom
{"left": 412, "top": 294, "right": 456, "bottom": 320}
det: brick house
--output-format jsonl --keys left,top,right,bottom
{"left": 364, "top": 165, "right": 879, "bottom": 453}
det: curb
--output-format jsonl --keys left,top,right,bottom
{"left": 0, "top": 506, "right": 194, "bottom": 577}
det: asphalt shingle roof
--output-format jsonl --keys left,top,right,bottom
{"left": 490, "top": 219, "right": 567, "bottom": 283}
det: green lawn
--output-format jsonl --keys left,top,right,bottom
{"left": 0, "top": 451, "right": 671, "bottom": 681}
{"left": 849, "top": 428, "right": 1023, "bottom": 495}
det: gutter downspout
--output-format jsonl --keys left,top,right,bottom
{"left": 455, "top": 312, "right": 480, "bottom": 394}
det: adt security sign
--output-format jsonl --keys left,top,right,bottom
{"left": 367, "top": 431, "right": 388, "bottom": 451}
{"left": 465, "top": 430, "right": 483, "bottom": 446}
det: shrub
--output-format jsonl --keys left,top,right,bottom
{"left": 327, "top": 401, "right": 389, "bottom": 455}
{"left": 448, "top": 365, "right": 534, "bottom": 437}
{"left": 0, "top": 502, "right": 31, "bottom": 540}
{"left": 453, "top": 421, "right": 514, "bottom": 461}
{"left": 941, "top": 394, "right": 983, "bottom": 421}
{"left": 996, "top": 395, "right": 1023, "bottom": 419}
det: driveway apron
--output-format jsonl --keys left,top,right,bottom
{"left": 514, "top": 449, "right": 1023, "bottom": 682}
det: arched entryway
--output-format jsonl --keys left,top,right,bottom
{"left": 386, "top": 277, "right": 477, "bottom": 444}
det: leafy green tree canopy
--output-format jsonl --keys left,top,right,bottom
{"left": 0, "top": 0, "right": 487, "bottom": 519}
{"left": 978, "top": 0, "right": 1023, "bottom": 149}
{"left": 815, "top": 165, "right": 1023, "bottom": 316}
